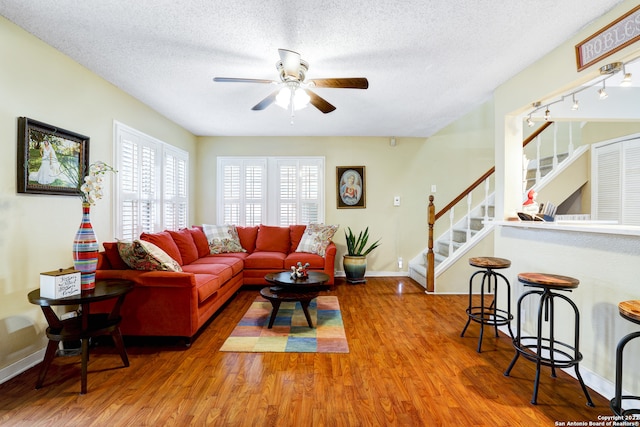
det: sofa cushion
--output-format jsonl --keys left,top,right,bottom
{"left": 236, "top": 226, "right": 258, "bottom": 253}
{"left": 244, "top": 252, "right": 286, "bottom": 269}
{"left": 188, "top": 227, "right": 211, "bottom": 258}
{"left": 140, "top": 231, "right": 183, "bottom": 265}
{"left": 191, "top": 255, "right": 245, "bottom": 276}
{"left": 202, "top": 224, "right": 246, "bottom": 254}
{"left": 168, "top": 228, "right": 199, "bottom": 265}
{"left": 289, "top": 225, "right": 307, "bottom": 253}
{"left": 102, "top": 241, "right": 130, "bottom": 270}
{"left": 255, "top": 225, "right": 290, "bottom": 253}
{"left": 295, "top": 224, "right": 338, "bottom": 256}
{"left": 285, "top": 252, "right": 326, "bottom": 269}
{"left": 193, "top": 273, "right": 221, "bottom": 303}
{"left": 117, "top": 240, "right": 183, "bottom": 272}
{"left": 182, "top": 263, "right": 234, "bottom": 283}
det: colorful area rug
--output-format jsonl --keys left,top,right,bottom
{"left": 220, "top": 295, "right": 349, "bottom": 353}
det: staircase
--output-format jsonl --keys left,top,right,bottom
{"left": 409, "top": 121, "right": 587, "bottom": 293}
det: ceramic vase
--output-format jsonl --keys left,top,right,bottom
{"left": 72, "top": 202, "right": 99, "bottom": 291}
{"left": 343, "top": 255, "right": 367, "bottom": 284}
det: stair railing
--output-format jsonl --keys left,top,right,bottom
{"left": 425, "top": 121, "right": 552, "bottom": 292}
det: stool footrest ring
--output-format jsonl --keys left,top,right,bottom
{"left": 512, "top": 336, "right": 583, "bottom": 368}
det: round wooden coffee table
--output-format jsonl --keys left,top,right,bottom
{"left": 261, "top": 271, "right": 330, "bottom": 328}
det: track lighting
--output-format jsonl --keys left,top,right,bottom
{"left": 524, "top": 60, "right": 633, "bottom": 125}
{"left": 621, "top": 65, "right": 632, "bottom": 87}
{"left": 598, "top": 80, "right": 608, "bottom": 99}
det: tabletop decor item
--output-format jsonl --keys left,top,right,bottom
{"left": 72, "top": 161, "right": 116, "bottom": 291}
{"left": 39, "top": 267, "right": 81, "bottom": 298}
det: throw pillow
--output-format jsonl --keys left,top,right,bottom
{"left": 295, "top": 224, "right": 338, "bottom": 256}
{"left": 168, "top": 228, "right": 199, "bottom": 265}
{"left": 254, "top": 225, "right": 290, "bottom": 253}
{"left": 102, "top": 241, "right": 130, "bottom": 270}
{"left": 117, "top": 240, "right": 183, "bottom": 272}
{"left": 202, "top": 224, "right": 246, "bottom": 254}
{"left": 140, "top": 231, "right": 183, "bottom": 265}
{"left": 188, "top": 227, "right": 211, "bottom": 258}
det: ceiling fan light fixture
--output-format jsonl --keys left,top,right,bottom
{"left": 275, "top": 86, "right": 310, "bottom": 110}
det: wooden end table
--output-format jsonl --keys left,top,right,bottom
{"left": 261, "top": 271, "right": 330, "bottom": 329}
{"left": 27, "top": 279, "right": 134, "bottom": 394}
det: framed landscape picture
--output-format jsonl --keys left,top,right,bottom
{"left": 17, "top": 117, "right": 90, "bottom": 196}
{"left": 337, "top": 166, "right": 366, "bottom": 209}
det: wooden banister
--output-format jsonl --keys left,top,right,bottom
{"left": 426, "top": 195, "right": 435, "bottom": 292}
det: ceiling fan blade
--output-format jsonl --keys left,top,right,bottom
{"left": 251, "top": 90, "right": 279, "bottom": 111}
{"left": 308, "top": 78, "right": 369, "bottom": 89}
{"left": 213, "top": 77, "right": 275, "bottom": 84}
{"left": 305, "top": 90, "right": 336, "bottom": 114}
{"left": 278, "top": 48, "right": 301, "bottom": 78}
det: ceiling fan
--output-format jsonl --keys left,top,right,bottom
{"left": 213, "top": 49, "right": 368, "bottom": 115}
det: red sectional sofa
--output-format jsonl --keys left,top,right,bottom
{"left": 94, "top": 225, "right": 336, "bottom": 341}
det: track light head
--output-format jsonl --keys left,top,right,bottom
{"left": 599, "top": 62, "right": 623, "bottom": 75}
{"left": 526, "top": 115, "right": 534, "bottom": 127}
{"left": 571, "top": 94, "right": 579, "bottom": 111}
{"left": 544, "top": 108, "right": 551, "bottom": 121}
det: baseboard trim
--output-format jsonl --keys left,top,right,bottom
{"left": 0, "top": 348, "right": 45, "bottom": 385}
{"left": 335, "top": 271, "right": 409, "bottom": 278}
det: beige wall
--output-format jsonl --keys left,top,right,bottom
{"left": 196, "top": 100, "right": 494, "bottom": 274}
{"left": 0, "top": 17, "right": 197, "bottom": 376}
{"left": 491, "top": 0, "right": 640, "bottom": 400}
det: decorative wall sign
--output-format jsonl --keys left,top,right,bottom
{"left": 337, "top": 166, "right": 366, "bottom": 209}
{"left": 575, "top": 5, "right": 640, "bottom": 71}
{"left": 17, "top": 117, "right": 90, "bottom": 196}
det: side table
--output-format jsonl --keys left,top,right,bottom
{"left": 28, "top": 279, "right": 134, "bottom": 394}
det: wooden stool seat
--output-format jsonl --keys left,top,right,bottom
{"left": 619, "top": 300, "right": 640, "bottom": 324}
{"left": 517, "top": 272, "right": 579, "bottom": 289}
{"left": 469, "top": 257, "right": 511, "bottom": 269}
{"left": 611, "top": 300, "right": 640, "bottom": 416}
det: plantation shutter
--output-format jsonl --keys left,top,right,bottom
{"left": 594, "top": 142, "right": 621, "bottom": 223}
{"left": 218, "top": 157, "right": 323, "bottom": 226}
{"left": 593, "top": 136, "right": 640, "bottom": 225}
{"left": 218, "top": 158, "right": 266, "bottom": 226}
{"left": 163, "top": 148, "right": 189, "bottom": 230}
{"left": 622, "top": 139, "right": 640, "bottom": 225}
{"left": 115, "top": 122, "right": 189, "bottom": 239}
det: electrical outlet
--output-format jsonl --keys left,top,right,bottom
{"left": 431, "top": 184, "right": 437, "bottom": 193}
{"left": 398, "top": 257, "right": 403, "bottom": 269}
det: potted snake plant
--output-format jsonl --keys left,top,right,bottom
{"left": 343, "top": 226, "right": 381, "bottom": 284}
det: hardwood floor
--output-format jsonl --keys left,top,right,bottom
{"left": 0, "top": 277, "right": 612, "bottom": 426}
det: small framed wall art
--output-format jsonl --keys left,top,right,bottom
{"left": 337, "top": 166, "right": 366, "bottom": 209}
{"left": 17, "top": 117, "right": 90, "bottom": 196}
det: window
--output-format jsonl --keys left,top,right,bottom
{"left": 217, "top": 157, "right": 324, "bottom": 226}
{"left": 592, "top": 135, "right": 640, "bottom": 225}
{"left": 114, "top": 122, "right": 189, "bottom": 239}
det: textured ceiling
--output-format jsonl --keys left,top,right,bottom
{"left": 0, "top": 1, "right": 626, "bottom": 137}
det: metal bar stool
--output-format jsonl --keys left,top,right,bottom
{"left": 461, "top": 257, "right": 514, "bottom": 353}
{"left": 504, "top": 272, "right": 594, "bottom": 406}
{"left": 610, "top": 300, "right": 640, "bottom": 417}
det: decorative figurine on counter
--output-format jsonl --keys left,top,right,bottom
{"left": 290, "top": 262, "right": 310, "bottom": 280}
{"left": 522, "top": 189, "right": 539, "bottom": 215}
